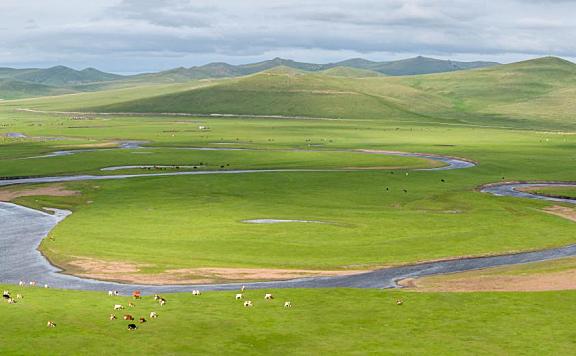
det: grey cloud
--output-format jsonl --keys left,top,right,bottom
{"left": 1, "top": 0, "right": 576, "bottom": 71}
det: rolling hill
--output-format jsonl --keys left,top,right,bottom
{"left": 71, "top": 57, "right": 576, "bottom": 130}
{"left": 134, "top": 56, "right": 498, "bottom": 83}
{"left": 320, "top": 66, "right": 384, "bottom": 78}
{"left": 6, "top": 56, "right": 576, "bottom": 130}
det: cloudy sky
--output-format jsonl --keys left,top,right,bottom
{"left": 1, "top": 0, "right": 575, "bottom": 73}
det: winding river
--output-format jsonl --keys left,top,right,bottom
{"left": 1, "top": 144, "right": 575, "bottom": 294}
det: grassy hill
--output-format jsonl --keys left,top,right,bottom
{"left": 130, "top": 56, "right": 498, "bottom": 83}
{"left": 9, "top": 56, "right": 576, "bottom": 130}
{"left": 11, "top": 66, "right": 123, "bottom": 86}
{"left": 74, "top": 57, "right": 574, "bottom": 129}
{"left": 85, "top": 68, "right": 448, "bottom": 121}
{"left": 0, "top": 79, "right": 73, "bottom": 99}
{"left": 320, "top": 66, "right": 384, "bottom": 78}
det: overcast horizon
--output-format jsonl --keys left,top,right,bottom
{"left": 1, "top": 0, "right": 575, "bottom": 73}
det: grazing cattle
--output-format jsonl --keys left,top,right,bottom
{"left": 192, "top": 290, "right": 201, "bottom": 296}
{"left": 149, "top": 312, "right": 158, "bottom": 319}
{"left": 19, "top": 281, "right": 25, "bottom": 287}
{"left": 47, "top": 321, "right": 56, "bottom": 328}
{"left": 128, "top": 302, "right": 136, "bottom": 308}
{"left": 108, "top": 290, "right": 119, "bottom": 297}
{"left": 109, "top": 314, "right": 117, "bottom": 320}
{"left": 16, "top": 294, "right": 23, "bottom": 299}
{"left": 44, "top": 284, "right": 49, "bottom": 289}
{"left": 2, "top": 291, "right": 10, "bottom": 300}
{"left": 127, "top": 324, "right": 137, "bottom": 331}
{"left": 396, "top": 299, "right": 404, "bottom": 306}
{"left": 235, "top": 294, "right": 243, "bottom": 300}
{"left": 139, "top": 317, "right": 147, "bottom": 323}
{"left": 132, "top": 291, "right": 142, "bottom": 299}
{"left": 284, "top": 301, "right": 292, "bottom": 308}
{"left": 114, "top": 304, "right": 124, "bottom": 310}
{"left": 7, "top": 298, "right": 16, "bottom": 304}
{"left": 123, "top": 315, "right": 134, "bottom": 321}
{"left": 29, "top": 281, "right": 36, "bottom": 287}
{"left": 264, "top": 293, "right": 274, "bottom": 300}
{"left": 159, "top": 299, "right": 166, "bottom": 307}
{"left": 241, "top": 285, "right": 246, "bottom": 292}
{"left": 243, "top": 301, "right": 253, "bottom": 307}
{"left": 153, "top": 294, "right": 161, "bottom": 301}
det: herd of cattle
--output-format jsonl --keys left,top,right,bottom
{"left": 3, "top": 284, "right": 293, "bottom": 331}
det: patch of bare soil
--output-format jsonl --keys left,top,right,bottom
{"left": 543, "top": 205, "right": 576, "bottom": 222}
{"left": 399, "top": 270, "right": 576, "bottom": 292}
{"left": 57, "top": 142, "right": 118, "bottom": 149}
{"left": 64, "top": 257, "right": 364, "bottom": 285}
{"left": 0, "top": 184, "right": 79, "bottom": 202}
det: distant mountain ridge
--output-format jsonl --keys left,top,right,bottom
{"left": 136, "top": 56, "right": 499, "bottom": 82}
{"left": 0, "top": 56, "right": 501, "bottom": 98}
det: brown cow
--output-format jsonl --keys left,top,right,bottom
{"left": 123, "top": 315, "right": 134, "bottom": 321}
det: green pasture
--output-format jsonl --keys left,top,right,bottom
{"left": 1, "top": 286, "right": 575, "bottom": 355}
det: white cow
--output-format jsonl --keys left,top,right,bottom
{"left": 264, "top": 293, "right": 274, "bottom": 300}
{"left": 114, "top": 304, "right": 124, "bottom": 310}
{"left": 47, "top": 321, "right": 56, "bottom": 328}
{"left": 18, "top": 281, "right": 25, "bottom": 287}
{"left": 150, "top": 312, "right": 158, "bottom": 319}
{"left": 108, "top": 290, "right": 119, "bottom": 297}
{"left": 284, "top": 301, "right": 292, "bottom": 308}
{"left": 243, "top": 300, "right": 253, "bottom": 307}
{"left": 235, "top": 294, "right": 243, "bottom": 300}
{"left": 192, "top": 290, "right": 201, "bottom": 296}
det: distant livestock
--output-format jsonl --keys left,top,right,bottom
{"left": 264, "top": 293, "right": 274, "bottom": 300}
{"left": 47, "top": 321, "right": 56, "bottom": 328}
{"left": 284, "top": 301, "right": 292, "bottom": 308}
{"left": 127, "top": 324, "right": 137, "bottom": 331}
{"left": 109, "top": 314, "right": 117, "bottom": 320}
{"left": 192, "top": 290, "right": 201, "bottom": 296}
{"left": 244, "top": 301, "right": 253, "bottom": 307}
{"left": 114, "top": 304, "right": 124, "bottom": 310}
{"left": 150, "top": 312, "right": 158, "bottom": 319}
{"left": 123, "top": 315, "right": 135, "bottom": 321}
{"left": 235, "top": 294, "right": 243, "bottom": 300}
{"left": 108, "top": 290, "right": 119, "bottom": 296}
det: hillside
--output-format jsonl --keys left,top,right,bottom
{"left": 9, "top": 57, "right": 576, "bottom": 130}
{"left": 0, "top": 79, "right": 73, "bottom": 99}
{"left": 83, "top": 67, "right": 451, "bottom": 121}
{"left": 320, "top": 66, "right": 384, "bottom": 78}
{"left": 132, "top": 56, "right": 499, "bottom": 83}
{"left": 0, "top": 65, "right": 125, "bottom": 99}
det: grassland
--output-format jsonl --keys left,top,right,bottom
{"left": 1, "top": 57, "right": 576, "bottom": 354}
{"left": 2, "top": 285, "right": 576, "bottom": 355}
{"left": 529, "top": 187, "right": 576, "bottom": 199}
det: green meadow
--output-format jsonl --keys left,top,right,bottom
{"left": 2, "top": 286, "right": 576, "bottom": 355}
{"left": 1, "top": 57, "right": 576, "bottom": 354}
